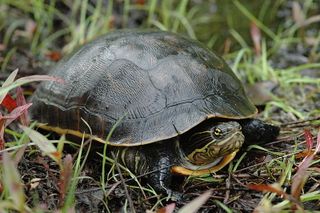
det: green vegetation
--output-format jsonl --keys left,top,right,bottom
{"left": 0, "top": 0, "right": 319, "bottom": 212}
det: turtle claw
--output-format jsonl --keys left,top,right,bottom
{"left": 167, "top": 190, "right": 183, "bottom": 201}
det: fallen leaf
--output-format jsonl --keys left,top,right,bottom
{"left": 179, "top": 190, "right": 212, "bottom": 213}
{"left": 4, "top": 103, "right": 32, "bottom": 127}
{"left": 155, "top": 203, "right": 175, "bottom": 213}
{"left": 0, "top": 43, "right": 6, "bottom": 51}
{"left": 30, "top": 178, "right": 42, "bottom": 190}
{"left": 59, "top": 154, "right": 73, "bottom": 206}
{"left": 25, "top": 19, "right": 37, "bottom": 39}
{"left": 246, "top": 81, "right": 278, "bottom": 106}
{"left": 248, "top": 183, "right": 287, "bottom": 197}
{"left": 1, "top": 94, "right": 17, "bottom": 112}
{"left": 135, "top": 0, "right": 145, "bottom": 5}
{"left": 250, "top": 22, "right": 261, "bottom": 56}
{"left": 303, "top": 129, "right": 313, "bottom": 153}
{"left": 45, "top": 51, "right": 62, "bottom": 62}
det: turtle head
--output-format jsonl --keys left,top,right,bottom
{"left": 172, "top": 121, "right": 244, "bottom": 176}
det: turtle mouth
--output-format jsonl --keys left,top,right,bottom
{"left": 171, "top": 150, "right": 238, "bottom": 176}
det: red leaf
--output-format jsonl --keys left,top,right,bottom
{"left": 0, "top": 43, "right": 6, "bottom": 51}
{"left": 247, "top": 183, "right": 286, "bottom": 197}
{"left": 156, "top": 203, "right": 175, "bottom": 213}
{"left": 135, "top": 0, "right": 145, "bottom": 5}
{"left": 250, "top": 22, "right": 261, "bottom": 56}
{"left": 4, "top": 103, "right": 32, "bottom": 127}
{"left": 0, "top": 181, "right": 3, "bottom": 193}
{"left": 315, "top": 129, "right": 320, "bottom": 154}
{"left": 0, "top": 137, "right": 4, "bottom": 152}
{"left": 291, "top": 129, "right": 320, "bottom": 200}
{"left": 59, "top": 154, "right": 73, "bottom": 206}
{"left": 0, "top": 104, "right": 30, "bottom": 151}
{"left": 45, "top": 51, "right": 62, "bottom": 62}
{"left": 304, "top": 129, "right": 313, "bottom": 154}
{"left": 1, "top": 94, "right": 17, "bottom": 112}
{"left": 0, "top": 112, "right": 5, "bottom": 152}
{"left": 16, "top": 87, "right": 30, "bottom": 126}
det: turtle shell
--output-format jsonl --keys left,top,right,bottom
{"left": 30, "top": 30, "right": 257, "bottom": 146}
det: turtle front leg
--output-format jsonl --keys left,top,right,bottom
{"left": 147, "top": 155, "right": 174, "bottom": 195}
{"left": 146, "top": 155, "right": 184, "bottom": 200}
{"left": 141, "top": 144, "right": 183, "bottom": 198}
{"left": 114, "top": 143, "right": 180, "bottom": 198}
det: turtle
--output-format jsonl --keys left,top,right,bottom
{"left": 30, "top": 30, "right": 279, "bottom": 194}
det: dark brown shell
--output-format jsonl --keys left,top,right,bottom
{"left": 30, "top": 30, "right": 257, "bottom": 146}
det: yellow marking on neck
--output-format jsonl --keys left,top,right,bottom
{"left": 187, "top": 139, "right": 215, "bottom": 165}
{"left": 171, "top": 151, "right": 237, "bottom": 176}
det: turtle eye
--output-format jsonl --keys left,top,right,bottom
{"left": 213, "top": 127, "right": 222, "bottom": 137}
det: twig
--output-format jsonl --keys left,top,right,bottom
{"left": 111, "top": 152, "right": 136, "bottom": 213}
{"left": 234, "top": 152, "right": 297, "bottom": 173}
{"left": 280, "top": 116, "right": 320, "bottom": 127}
{"left": 223, "top": 174, "right": 231, "bottom": 203}
{"left": 75, "top": 165, "right": 173, "bottom": 195}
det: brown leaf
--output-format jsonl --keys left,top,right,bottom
{"left": 246, "top": 81, "right": 277, "bottom": 106}
{"left": 0, "top": 43, "right": 6, "bottom": 51}
{"left": 316, "top": 130, "right": 320, "bottom": 153}
{"left": 179, "top": 190, "right": 212, "bottom": 213}
{"left": 135, "top": 0, "right": 145, "bottom": 5}
{"left": 0, "top": 112, "right": 5, "bottom": 151}
{"left": 250, "top": 22, "right": 261, "bottom": 56}
{"left": 155, "top": 203, "right": 175, "bottom": 213}
{"left": 16, "top": 87, "right": 30, "bottom": 126}
{"left": 292, "top": 2, "right": 305, "bottom": 26}
{"left": 59, "top": 154, "right": 73, "bottom": 206}
{"left": 25, "top": 19, "right": 37, "bottom": 39}
{"left": 45, "top": 51, "right": 62, "bottom": 62}
{"left": 30, "top": 178, "right": 41, "bottom": 190}
{"left": 0, "top": 104, "right": 32, "bottom": 150}
{"left": 4, "top": 103, "right": 32, "bottom": 127}
{"left": 301, "top": 15, "right": 320, "bottom": 27}
{"left": 0, "top": 136, "right": 4, "bottom": 152}
{"left": 303, "top": 129, "right": 313, "bottom": 153}
{"left": 247, "top": 183, "right": 287, "bottom": 197}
